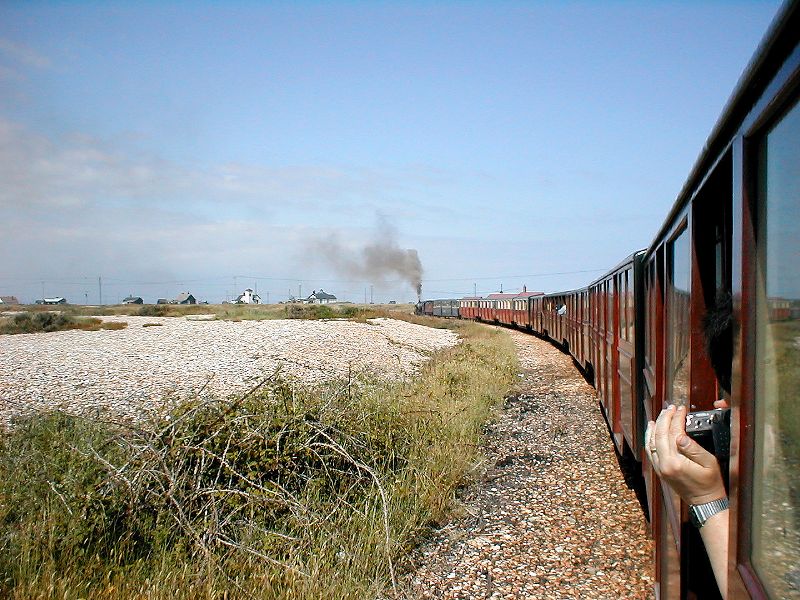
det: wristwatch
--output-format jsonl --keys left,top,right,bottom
{"left": 689, "top": 497, "right": 729, "bottom": 528}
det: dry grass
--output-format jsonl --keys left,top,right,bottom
{"left": 0, "top": 320, "right": 516, "bottom": 599}
{"left": 0, "top": 312, "right": 127, "bottom": 335}
{"left": 10, "top": 302, "right": 415, "bottom": 323}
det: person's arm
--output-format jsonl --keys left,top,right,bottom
{"left": 699, "top": 508, "right": 729, "bottom": 595}
{"left": 645, "top": 404, "right": 729, "bottom": 599}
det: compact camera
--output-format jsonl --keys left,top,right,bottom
{"left": 685, "top": 408, "right": 731, "bottom": 460}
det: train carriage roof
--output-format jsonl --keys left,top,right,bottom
{"left": 586, "top": 249, "right": 647, "bottom": 289}
{"left": 646, "top": 0, "right": 800, "bottom": 257}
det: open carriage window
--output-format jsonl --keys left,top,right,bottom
{"left": 667, "top": 225, "right": 691, "bottom": 407}
{"left": 752, "top": 98, "right": 800, "bottom": 599}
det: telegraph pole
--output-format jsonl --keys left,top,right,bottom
{"left": 474, "top": 283, "right": 477, "bottom": 297}
{"left": 99, "top": 276, "right": 102, "bottom": 305}
{"left": 370, "top": 284, "right": 373, "bottom": 304}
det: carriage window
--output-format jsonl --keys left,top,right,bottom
{"left": 627, "top": 269, "right": 635, "bottom": 342}
{"left": 667, "top": 226, "right": 690, "bottom": 407}
{"left": 619, "top": 274, "right": 627, "bottom": 340}
{"left": 645, "top": 262, "right": 656, "bottom": 366}
{"left": 584, "top": 292, "right": 588, "bottom": 321}
{"left": 752, "top": 99, "right": 800, "bottom": 599}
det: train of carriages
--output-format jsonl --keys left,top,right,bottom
{"left": 419, "top": 3, "right": 799, "bottom": 599}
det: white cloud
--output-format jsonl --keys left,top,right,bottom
{"left": 0, "top": 38, "right": 51, "bottom": 69}
{"left": 0, "top": 118, "right": 445, "bottom": 216}
{"left": 0, "top": 118, "right": 452, "bottom": 302}
{"left": 0, "top": 64, "right": 20, "bottom": 81}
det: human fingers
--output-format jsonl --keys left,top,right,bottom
{"left": 713, "top": 399, "right": 729, "bottom": 409}
{"left": 676, "top": 434, "right": 719, "bottom": 470}
{"left": 645, "top": 421, "right": 657, "bottom": 464}
{"left": 669, "top": 404, "right": 688, "bottom": 441}
{"left": 653, "top": 405, "right": 677, "bottom": 459}
{"left": 675, "top": 435, "right": 727, "bottom": 504}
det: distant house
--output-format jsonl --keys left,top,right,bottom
{"left": 235, "top": 288, "right": 261, "bottom": 304}
{"left": 173, "top": 292, "right": 196, "bottom": 305}
{"left": 122, "top": 295, "right": 144, "bottom": 305}
{"left": 42, "top": 297, "right": 67, "bottom": 305}
{"left": 0, "top": 296, "right": 20, "bottom": 305}
{"left": 156, "top": 298, "right": 169, "bottom": 305}
{"left": 306, "top": 289, "right": 337, "bottom": 304}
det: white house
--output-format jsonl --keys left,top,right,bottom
{"left": 173, "top": 292, "right": 196, "bottom": 305}
{"left": 236, "top": 288, "right": 261, "bottom": 304}
{"left": 306, "top": 289, "right": 337, "bottom": 304}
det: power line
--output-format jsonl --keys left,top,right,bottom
{"left": 1, "top": 267, "right": 606, "bottom": 288}
{"left": 420, "top": 268, "right": 606, "bottom": 283}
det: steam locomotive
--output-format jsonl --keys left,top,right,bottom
{"left": 420, "top": 3, "right": 799, "bottom": 598}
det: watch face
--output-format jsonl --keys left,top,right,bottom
{"left": 689, "top": 505, "right": 703, "bottom": 528}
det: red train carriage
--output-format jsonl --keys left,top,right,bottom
{"left": 478, "top": 297, "right": 493, "bottom": 321}
{"left": 513, "top": 290, "right": 543, "bottom": 328}
{"left": 642, "top": 2, "right": 800, "bottom": 596}
{"left": 421, "top": 2, "right": 799, "bottom": 597}
{"left": 486, "top": 293, "right": 516, "bottom": 325}
{"left": 586, "top": 253, "right": 646, "bottom": 457}
{"left": 459, "top": 297, "right": 480, "bottom": 320}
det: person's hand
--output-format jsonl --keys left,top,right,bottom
{"left": 644, "top": 404, "right": 726, "bottom": 505}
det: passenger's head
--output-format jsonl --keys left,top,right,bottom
{"left": 703, "top": 290, "right": 734, "bottom": 394}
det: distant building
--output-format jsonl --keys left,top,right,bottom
{"left": 42, "top": 297, "right": 67, "bottom": 305}
{"left": 156, "top": 298, "right": 169, "bottom": 304}
{"left": 306, "top": 289, "right": 337, "bottom": 304}
{"left": 173, "top": 292, "right": 196, "bottom": 305}
{"left": 0, "top": 296, "right": 20, "bottom": 305}
{"left": 122, "top": 295, "right": 144, "bottom": 304}
{"left": 235, "top": 288, "right": 261, "bottom": 304}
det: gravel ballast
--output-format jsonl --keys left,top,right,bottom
{"left": 0, "top": 316, "right": 459, "bottom": 428}
{"left": 404, "top": 327, "right": 654, "bottom": 599}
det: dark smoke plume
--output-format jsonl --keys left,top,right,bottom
{"left": 319, "top": 218, "right": 423, "bottom": 299}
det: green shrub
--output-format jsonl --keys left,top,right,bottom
{"left": 1, "top": 312, "right": 72, "bottom": 334}
{"left": 137, "top": 304, "right": 169, "bottom": 317}
{"left": 0, "top": 321, "right": 517, "bottom": 599}
{"left": 0, "top": 313, "right": 127, "bottom": 335}
{"left": 284, "top": 304, "right": 362, "bottom": 320}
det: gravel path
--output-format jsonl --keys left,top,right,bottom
{"left": 403, "top": 327, "right": 654, "bottom": 599}
{"left": 0, "top": 316, "right": 459, "bottom": 428}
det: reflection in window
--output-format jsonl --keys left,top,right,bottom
{"left": 645, "top": 264, "right": 654, "bottom": 366}
{"left": 627, "top": 269, "right": 636, "bottom": 342}
{"left": 668, "top": 227, "right": 691, "bottom": 407}
{"left": 752, "top": 99, "right": 800, "bottom": 598}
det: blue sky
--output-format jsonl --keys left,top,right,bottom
{"left": 0, "top": 1, "right": 782, "bottom": 304}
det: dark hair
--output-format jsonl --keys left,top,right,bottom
{"left": 703, "top": 290, "right": 734, "bottom": 394}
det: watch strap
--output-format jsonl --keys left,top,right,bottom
{"left": 689, "top": 497, "right": 729, "bottom": 528}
